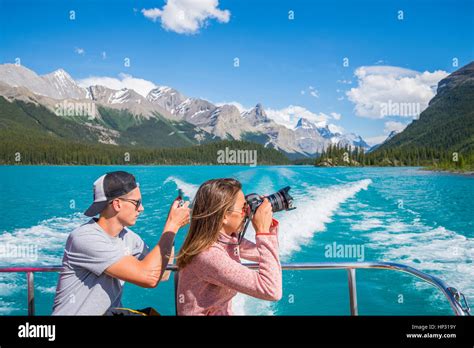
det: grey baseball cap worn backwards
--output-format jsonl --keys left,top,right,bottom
{"left": 84, "top": 171, "right": 138, "bottom": 217}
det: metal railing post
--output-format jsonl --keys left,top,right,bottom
{"left": 347, "top": 268, "right": 358, "bottom": 316}
{"left": 27, "top": 271, "right": 34, "bottom": 316}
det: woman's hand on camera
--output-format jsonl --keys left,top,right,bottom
{"left": 251, "top": 198, "right": 273, "bottom": 234}
{"left": 166, "top": 199, "right": 190, "bottom": 230}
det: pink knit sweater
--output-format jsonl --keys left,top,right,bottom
{"left": 177, "top": 218, "right": 282, "bottom": 315}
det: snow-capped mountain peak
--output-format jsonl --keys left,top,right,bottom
{"left": 0, "top": 64, "right": 87, "bottom": 99}
{"left": 293, "top": 116, "right": 370, "bottom": 152}
{"left": 45, "top": 68, "right": 73, "bottom": 82}
{"left": 147, "top": 86, "right": 187, "bottom": 113}
{"left": 110, "top": 88, "right": 131, "bottom": 104}
{"left": 242, "top": 103, "right": 270, "bottom": 126}
{"left": 331, "top": 132, "right": 370, "bottom": 149}
{"left": 295, "top": 117, "right": 317, "bottom": 130}
{"left": 42, "top": 68, "right": 87, "bottom": 99}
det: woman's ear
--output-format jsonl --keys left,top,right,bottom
{"left": 222, "top": 213, "right": 229, "bottom": 226}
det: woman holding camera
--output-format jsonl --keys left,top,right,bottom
{"left": 176, "top": 178, "right": 282, "bottom": 315}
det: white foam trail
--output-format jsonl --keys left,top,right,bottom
{"left": 362, "top": 211, "right": 387, "bottom": 218}
{"left": 232, "top": 168, "right": 258, "bottom": 184}
{"left": 0, "top": 214, "right": 86, "bottom": 314}
{"left": 278, "top": 179, "right": 372, "bottom": 260}
{"left": 164, "top": 176, "right": 199, "bottom": 200}
{"left": 0, "top": 273, "right": 22, "bottom": 297}
{"left": 275, "top": 167, "right": 297, "bottom": 180}
{"left": 351, "top": 218, "right": 384, "bottom": 231}
{"left": 232, "top": 293, "right": 275, "bottom": 315}
{"left": 0, "top": 213, "right": 87, "bottom": 265}
{"left": 37, "top": 286, "right": 57, "bottom": 294}
{"left": 0, "top": 300, "right": 20, "bottom": 315}
{"left": 0, "top": 273, "right": 23, "bottom": 314}
{"left": 362, "top": 217, "right": 474, "bottom": 304}
{"left": 252, "top": 175, "right": 276, "bottom": 196}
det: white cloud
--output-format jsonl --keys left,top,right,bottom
{"left": 328, "top": 123, "right": 344, "bottom": 134}
{"left": 301, "top": 85, "right": 319, "bottom": 98}
{"left": 347, "top": 65, "right": 448, "bottom": 119}
{"left": 215, "top": 101, "right": 249, "bottom": 112}
{"left": 310, "top": 90, "right": 319, "bottom": 98}
{"left": 142, "top": 8, "right": 162, "bottom": 20}
{"left": 142, "top": 0, "right": 230, "bottom": 34}
{"left": 365, "top": 135, "right": 389, "bottom": 146}
{"left": 78, "top": 73, "right": 157, "bottom": 97}
{"left": 265, "top": 105, "right": 330, "bottom": 129}
{"left": 365, "top": 120, "right": 410, "bottom": 147}
{"left": 384, "top": 120, "right": 408, "bottom": 133}
{"left": 330, "top": 112, "right": 342, "bottom": 120}
{"left": 74, "top": 47, "right": 85, "bottom": 55}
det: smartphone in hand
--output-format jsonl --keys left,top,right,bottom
{"left": 177, "top": 188, "right": 184, "bottom": 207}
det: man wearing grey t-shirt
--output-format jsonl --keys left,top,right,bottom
{"left": 52, "top": 171, "right": 190, "bottom": 315}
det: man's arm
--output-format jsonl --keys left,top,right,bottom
{"left": 105, "top": 200, "right": 189, "bottom": 288}
{"left": 160, "top": 245, "right": 174, "bottom": 281}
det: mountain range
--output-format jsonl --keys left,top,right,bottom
{"left": 0, "top": 64, "right": 369, "bottom": 158}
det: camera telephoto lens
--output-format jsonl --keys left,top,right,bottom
{"left": 266, "top": 186, "right": 295, "bottom": 212}
{"left": 245, "top": 186, "right": 296, "bottom": 215}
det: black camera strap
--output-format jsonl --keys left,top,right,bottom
{"left": 218, "top": 214, "right": 253, "bottom": 246}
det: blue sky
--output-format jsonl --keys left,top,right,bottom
{"left": 1, "top": 0, "right": 473, "bottom": 144}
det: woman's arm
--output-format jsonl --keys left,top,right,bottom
{"left": 239, "top": 238, "right": 259, "bottom": 262}
{"left": 193, "top": 220, "right": 282, "bottom": 301}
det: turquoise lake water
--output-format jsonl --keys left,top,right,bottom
{"left": 0, "top": 166, "right": 472, "bottom": 315}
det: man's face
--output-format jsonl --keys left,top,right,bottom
{"left": 116, "top": 187, "right": 144, "bottom": 226}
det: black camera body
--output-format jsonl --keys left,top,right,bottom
{"left": 245, "top": 186, "right": 296, "bottom": 216}
{"left": 229, "top": 186, "right": 296, "bottom": 245}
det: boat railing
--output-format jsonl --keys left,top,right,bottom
{"left": 0, "top": 261, "right": 470, "bottom": 316}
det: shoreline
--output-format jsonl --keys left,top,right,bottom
{"left": 314, "top": 164, "right": 474, "bottom": 176}
{"left": 1, "top": 163, "right": 473, "bottom": 176}
{"left": 421, "top": 167, "right": 474, "bottom": 177}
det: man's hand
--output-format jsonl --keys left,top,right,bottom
{"left": 165, "top": 199, "right": 190, "bottom": 231}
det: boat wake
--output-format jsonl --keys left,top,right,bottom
{"left": 0, "top": 213, "right": 87, "bottom": 314}
{"left": 360, "top": 217, "right": 474, "bottom": 305}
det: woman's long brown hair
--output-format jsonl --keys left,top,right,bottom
{"left": 176, "top": 178, "right": 242, "bottom": 269}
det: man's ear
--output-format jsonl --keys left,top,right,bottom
{"left": 110, "top": 199, "right": 121, "bottom": 212}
